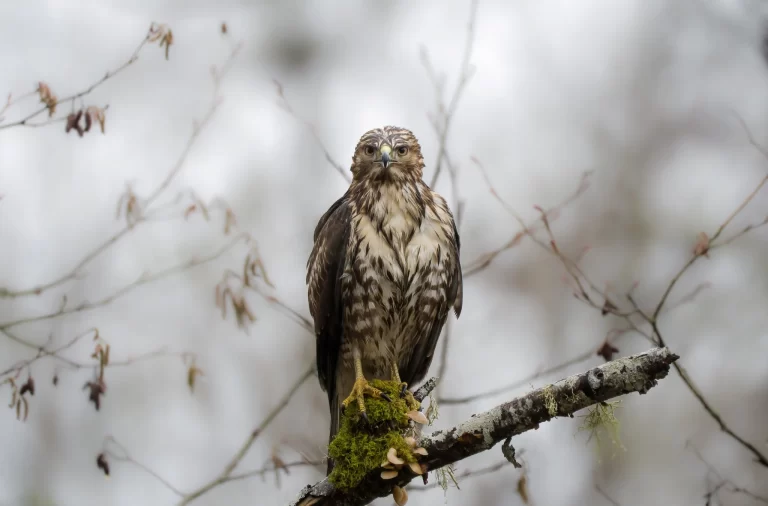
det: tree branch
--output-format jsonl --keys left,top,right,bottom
{"left": 291, "top": 347, "right": 678, "bottom": 506}
{"left": 177, "top": 363, "right": 315, "bottom": 506}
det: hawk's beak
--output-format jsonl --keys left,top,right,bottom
{"left": 379, "top": 145, "right": 392, "bottom": 169}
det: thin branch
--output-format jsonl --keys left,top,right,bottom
{"left": 463, "top": 165, "right": 592, "bottom": 278}
{"left": 688, "top": 441, "right": 768, "bottom": 505}
{"left": 0, "top": 41, "right": 242, "bottom": 300}
{"left": 291, "top": 347, "right": 678, "bottom": 506}
{"left": 426, "top": 0, "right": 479, "bottom": 189}
{"left": 273, "top": 80, "right": 350, "bottom": 183}
{"left": 0, "top": 233, "right": 249, "bottom": 330}
{"left": 104, "top": 436, "right": 185, "bottom": 497}
{"left": 439, "top": 348, "right": 595, "bottom": 405}
{"left": 651, "top": 171, "right": 768, "bottom": 321}
{"left": 595, "top": 484, "right": 621, "bottom": 506}
{"left": 177, "top": 364, "right": 316, "bottom": 505}
{"left": 0, "top": 28, "right": 150, "bottom": 131}
{"left": 410, "top": 461, "right": 510, "bottom": 492}
{"left": 225, "top": 460, "right": 323, "bottom": 485}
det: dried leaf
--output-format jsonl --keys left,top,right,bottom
{"left": 601, "top": 298, "right": 618, "bottom": 316}
{"left": 693, "top": 231, "right": 710, "bottom": 258}
{"left": 187, "top": 365, "right": 204, "bottom": 393}
{"left": 19, "top": 377, "right": 35, "bottom": 396}
{"left": 96, "top": 453, "right": 110, "bottom": 476}
{"left": 85, "top": 106, "right": 106, "bottom": 134}
{"left": 37, "top": 82, "right": 57, "bottom": 116}
{"left": 596, "top": 342, "right": 619, "bottom": 362}
{"left": 517, "top": 473, "right": 529, "bottom": 504}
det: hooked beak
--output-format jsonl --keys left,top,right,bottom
{"left": 379, "top": 145, "right": 392, "bottom": 169}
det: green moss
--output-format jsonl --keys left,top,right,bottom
{"left": 328, "top": 379, "right": 421, "bottom": 490}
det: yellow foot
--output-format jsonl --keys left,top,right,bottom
{"left": 341, "top": 377, "right": 392, "bottom": 420}
{"left": 397, "top": 383, "right": 420, "bottom": 411}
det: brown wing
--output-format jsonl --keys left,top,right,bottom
{"left": 401, "top": 220, "right": 463, "bottom": 386}
{"left": 306, "top": 192, "right": 352, "bottom": 407}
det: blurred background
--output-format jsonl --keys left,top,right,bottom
{"left": 1, "top": 0, "right": 768, "bottom": 505}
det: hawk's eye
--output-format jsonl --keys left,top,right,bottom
{"left": 363, "top": 145, "right": 376, "bottom": 156}
{"left": 396, "top": 146, "right": 408, "bottom": 156}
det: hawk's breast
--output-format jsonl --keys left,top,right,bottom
{"left": 344, "top": 186, "right": 455, "bottom": 362}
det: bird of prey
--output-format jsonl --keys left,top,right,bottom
{"left": 306, "top": 126, "right": 463, "bottom": 473}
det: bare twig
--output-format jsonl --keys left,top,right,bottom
{"left": 225, "top": 459, "right": 323, "bottom": 485}
{"left": 439, "top": 347, "right": 596, "bottom": 405}
{"left": 651, "top": 171, "right": 768, "bottom": 321}
{"left": 177, "top": 364, "right": 315, "bottom": 505}
{"left": 0, "top": 41, "right": 242, "bottom": 300}
{"left": 595, "top": 484, "right": 621, "bottom": 506}
{"left": 273, "top": 80, "right": 350, "bottom": 183}
{"left": 411, "top": 461, "right": 510, "bottom": 492}
{"left": 0, "top": 30, "right": 150, "bottom": 131}
{"left": 426, "top": 0, "right": 479, "bottom": 189}
{"left": 0, "top": 233, "right": 249, "bottom": 330}
{"left": 292, "top": 347, "right": 677, "bottom": 506}
{"left": 103, "top": 436, "right": 185, "bottom": 497}
{"left": 688, "top": 441, "right": 768, "bottom": 505}
{"left": 463, "top": 164, "right": 592, "bottom": 278}
{"left": 527, "top": 163, "right": 768, "bottom": 468}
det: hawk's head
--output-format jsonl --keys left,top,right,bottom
{"left": 350, "top": 126, "right": 425, "bottom": 184}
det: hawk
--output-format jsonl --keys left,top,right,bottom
{"left": 306, "top": 126, "right": 463, "bottom": 473}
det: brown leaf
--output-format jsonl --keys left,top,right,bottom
{"left": 517, "top": 474, "right": 529, "bottom": 504}
{"left": 693, "top": 231, "right": 710, "bottom": 258}
{"left": 96, "top": 453, "right": 110, "bottom": 476}
{"left": 596, "top": 342, "right": 619, "bottom": 362}
{"left": 65, "top": 110, "right": 82, "bottom": 135}
{"left": 37, "top": 82, "right": 57, "bottom": 116}
{"left": 19, "top": 377, "right": 35, "bottom": 396}
{"left": 84, "top": 380, "right": 106, "bottom": 411}
{"left": 601, "top": 298, "right": 618, "bottom": 316}
{"left": 187, "top": 365, "right": 204, "bottom": 392}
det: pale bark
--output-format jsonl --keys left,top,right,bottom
{"left": 291, "top": 347, "right": 678, "bottom": 506}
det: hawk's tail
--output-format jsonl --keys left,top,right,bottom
{"left": 326, "top": 392, "right": 341, "bottom": 476}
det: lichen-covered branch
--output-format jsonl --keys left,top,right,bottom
{"left": 291, "top": 347, "right": 678, "bottom": 506}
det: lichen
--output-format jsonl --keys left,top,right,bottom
{"left": 542, "top": 385, "right": 558, "bottom": 416}
{"left": 327, "top": 379, "right": 421, "bottom": 490}
{"left": 577, "top": 400, "right": 626, "bottom": 459}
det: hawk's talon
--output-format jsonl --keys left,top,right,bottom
{"left": 399, "top": 383, "right": 408, "bottom": 398}
{"left": 380, "top": 392, "right": 393, "bottom": 403}
{"left": 341, "top": 375, "right": 387, "bottom": 421}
